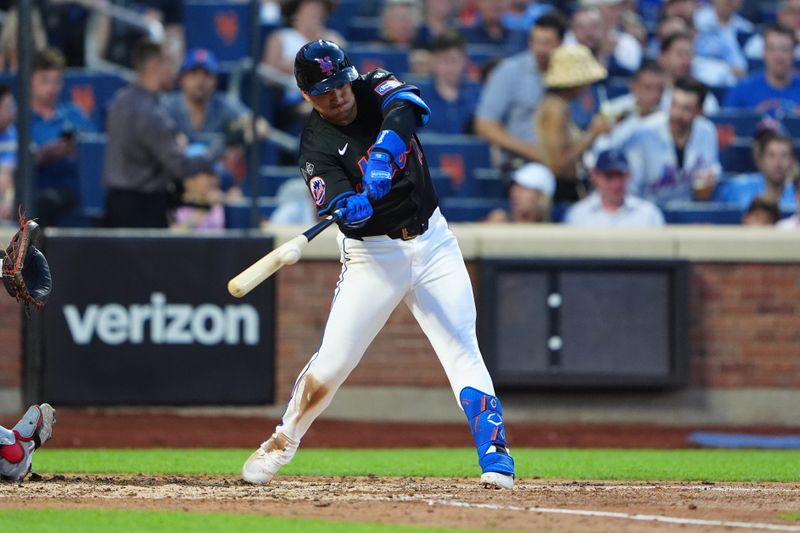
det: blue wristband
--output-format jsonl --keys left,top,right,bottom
{"left": 374, "top": 129, "right": 406, "bottom": 163}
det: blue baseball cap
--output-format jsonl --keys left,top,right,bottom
{"left": 594, "top": 149, "right": 629, "bottom": 174}
{"left": 180, "top": 48, "right": 219, "bottom": 75}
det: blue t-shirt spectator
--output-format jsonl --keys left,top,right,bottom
{"left": 32, "top": 102, "right": 95, "bottom": 192}
{"left": 713, "top": 173, "right": 797, "bottom": 212}
{"left": 0, "top": 124, "right": 17, "bottom": 167}
{"left": 722, "top": 73, "right": 800, "bottom": 115}
{"left": 163, "top": 92, "right": 249, "bottom": 145}
{"left": 419, "top": 80, "right": 481, "bottom": 135}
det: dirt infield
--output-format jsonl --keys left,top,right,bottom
{"left": 3, "top": 411, "right": 800, "bottom": 531}
{"left": 2, "top": 475, "right": 799, "bottom": 532}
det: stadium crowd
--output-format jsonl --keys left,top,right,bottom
{"left": 0, "top": 0, "right": 797, "bottom": 229}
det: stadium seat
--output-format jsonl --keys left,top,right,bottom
{"left": 711, "top": 109, "right": 761, "bottom": 138}
{"left": 326, "top": 0, "right": 360, "bottom": 34}
{"left": 224, "top": 197, "right": 278, "bottom": 228}
{"left": 417, "top": 133, "right": 501, "bottom": 198}
{"left": 720, "top": 138, "right": 757, "bottom": 173}
{"left": 661, "top": 201, "right": 742, "bottom": 224}
{"left": 246, "top": 165, "right": 299, "bottom": 196}
{"left": 184, "top": 1, "right": 251, "bottom": 62}
{"left": 439, "top": 197, "right": 508, "bottom": 222}
{"left": 62, "top": 70, "right": 127, "bottom": 130}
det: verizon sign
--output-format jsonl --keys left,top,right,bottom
{"left": 63, "top": 293, "right": 259, "bottom": 345}
{"left": 40, "top": 232, "right": 276, "bottom": 405}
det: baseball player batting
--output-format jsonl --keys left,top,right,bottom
{"left": 242, "top": 40, "right": 515, "bottom": 489}
{"left": 0, "top": 216, "right": 55, "bottom": 481}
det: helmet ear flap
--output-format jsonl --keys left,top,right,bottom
{"left": 294, "top": 40, "right": 357, "bottom": 95}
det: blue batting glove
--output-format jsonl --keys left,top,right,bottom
{"left": 362, "top": 129, "right": 407, "bottom": 201}
{"left": 340, "top": 194, "right": 373, "bottom": 228}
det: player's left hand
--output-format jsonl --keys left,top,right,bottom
{"left": 363, "top": 150, "right": 393, "bottom": 200}
{"left": 1, "top": 217, "right": 52, "bottom": 310}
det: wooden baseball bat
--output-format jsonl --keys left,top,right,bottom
{"left": 228, "top": 210, "right": 342, "bottom": 298}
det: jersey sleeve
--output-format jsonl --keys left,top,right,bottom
{"left": 365, "top": 69, "right": 415, "bottom": 105}
{"left": 364, "top": 69, "right": 429, "bottom": 125}
{"left": 299, "top": 149, "right": 356, "bottom": 216}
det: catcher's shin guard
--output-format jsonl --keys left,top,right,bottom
{"left": 459, "top": 387, "right": 515, "bottom": 479}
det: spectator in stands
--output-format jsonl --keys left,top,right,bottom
{"left": 741, "top": 196, "right": 780, "bottom": 226}
{"left": 461, "top": 0, "right": 521, "bottom": 49}
{"left": 724, "top": 24, "right": 800, "bottom": 115}
{"left": 777, "top": 175, "right": 800, "bottom": 229}
{"left": 535, "top": 44, "right": 610, "bottom": 202}
{"left": 415, "top": 0, "right": 459, "bottom": 49}
{"left": 263, "top": 0, "right": 345, "bottom": 77}
{"left": 377, "top": 0, "right": 430, "bottom": 74}
{"left": 378, "top": 0, "right": 422, "bottom": 46}
{"left": 645, "top": 14, "right": 691, "bottom": 59}
{"left": 474, "top": 12, "right": 566, "bottom": 182}
{"left": 40, "top": 2, "right": 92, "bottom": 67}
{"left": 31, "top": 48, "right": 96, "bottom": 227}
{"left": 623, "top": 77, "right": 721, "bottom": 207}
{"left": 103, "top": 40, "right": 219, "bottom": 228}
{"left": 658, "top": 32, "right": 722, "bottom": 113}
{"left": 91, "top": 0, "right": 177, "bottom": 70}
{"left": 566, "top": 2, "right": 642, "bottom": 74}
{"left": 418, "top": 31, "right": 480, "bottom": 134}
{"left": 565, "top": 148, "right": 664, "bottom": 227}
{"left": 0, "top": 6, "right": 47, "bottom": 71}
{"left": 693, "top": 0, "right": 751, "bottom": 81}
{"left": 485, "top": 162, "right": 555, "bottom": 223}
{"left": 595, "top": 60, "right": 666, "bottom": 153}
{"left": 662, "top": 0, "right": 697, "bottom": 24}
{"left": 164, "top": 48, "right": 252, "bottom": 194}
{"left": 500, "top": 0, "right": 553, "bottom": 33}
{"left": 0, "top": 84, "right": 15, "bottom": 222}
{"left": 745, "top": 0, "right": 800, "bottom": 61}
{"left": 714, "top": 130, "right": 798, "bottom": 212}
{"left": 164, "top": 49, "right": 250, "bottom": 145}
{"left": 171, "top": 172, "right": 225, "bottom": 231}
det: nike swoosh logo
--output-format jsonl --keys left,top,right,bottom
{"left": 338, "top": 143, "right": 348, "bottom": 155}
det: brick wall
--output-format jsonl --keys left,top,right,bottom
{"left": 1, "top": 261, "right": 798, "bottom": 402}
{"left": 0, "top": 299, "right": 22, "bottom": 389}
{"left": 689, "top": 263, "right": 800, "bottom": 388}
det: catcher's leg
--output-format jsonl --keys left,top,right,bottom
{"left": 0, "top": 404, "right": 56, "bottom": 481}
{"left": 243, "top": 236, "right": 410, "bottom": 484}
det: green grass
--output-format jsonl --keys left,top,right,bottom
{"left": 778, "top": 513, "right": 800, "bottom": 521}
{"left": 0, "top": 509, "right": 494, "bottom": 533}
{"left": 35, "top": 448, "right": 800, "bottom": 482}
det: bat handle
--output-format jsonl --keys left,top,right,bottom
{"left": 303, "top": 209, "right": 344, "bottom": 241}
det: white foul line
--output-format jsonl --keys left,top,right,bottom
{"left": 388, "top": 496, "right": 800, "bottom": 532}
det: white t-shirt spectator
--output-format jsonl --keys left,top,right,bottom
{"left": 622, "top": 111, "right": 721, "bottom": 207}
{"left": 565, "top": 192, "right": 665, "bottom": 227}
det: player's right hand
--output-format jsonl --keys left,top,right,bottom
{"left": 340, "top": 194, "right": 373, "bottom": 228}
{"left": 363, "top": 150, "right": 393, "bottom": 200}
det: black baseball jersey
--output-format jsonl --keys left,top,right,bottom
{"left": 298, "top": 69, "right": 438, "bottom": 239}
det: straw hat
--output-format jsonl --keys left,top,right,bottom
{"left": 544, "top": 45, "right": 608, "bottom": 89}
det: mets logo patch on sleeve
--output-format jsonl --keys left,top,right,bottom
{"left": 309, "top": 176, "right": 326, "bottom": 206}
{"left": 375, "top": 79, "right": 402, "bottom": 95}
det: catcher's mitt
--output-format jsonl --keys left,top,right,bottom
{"left": 0, "top": 217, "right": 52, "bottom": 309}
